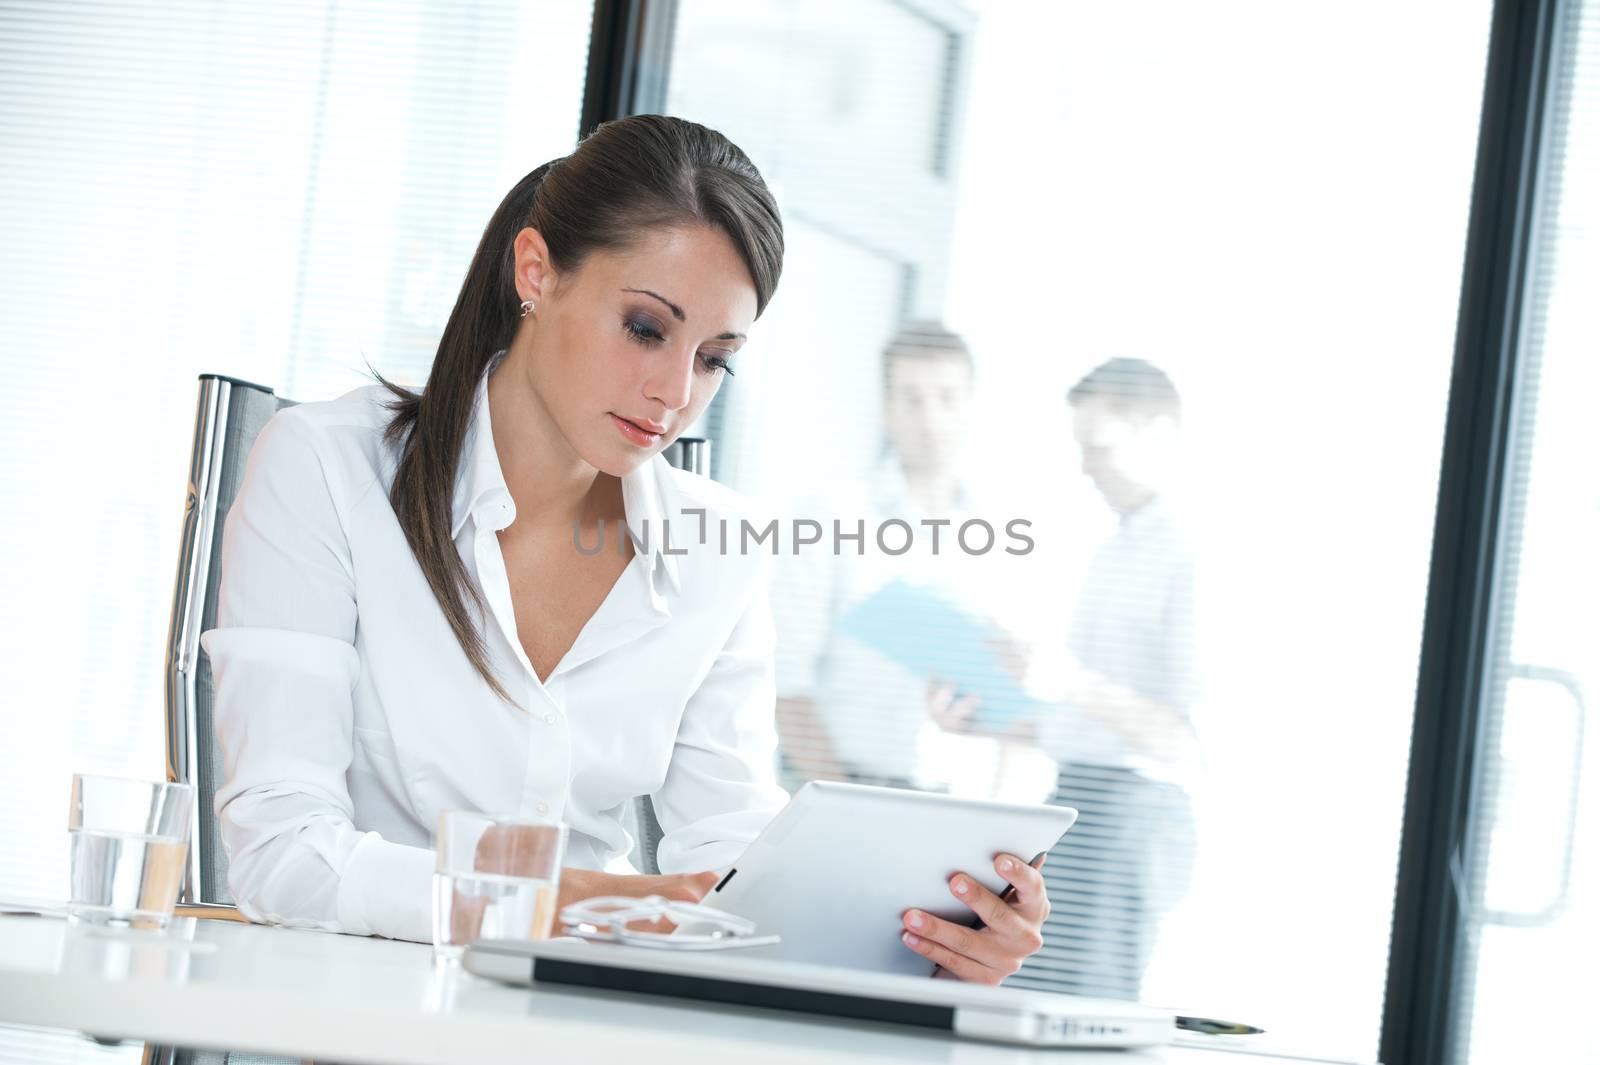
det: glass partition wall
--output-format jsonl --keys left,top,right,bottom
{"left": 662, "top": 1, "right": 1493, "bottom": 1058}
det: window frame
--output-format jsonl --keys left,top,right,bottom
{"left": 1383, "top": 1, "right": 1572, "bottom": 1064}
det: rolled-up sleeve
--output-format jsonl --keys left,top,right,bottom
{"left": 199, "top": 410, "right": 434, "bottom": 943}
{"left": 652, "top": 565, "right": 791, "bottom": 874}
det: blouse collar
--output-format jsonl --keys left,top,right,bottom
{"left": 449, "top": 350, "right": 683, "bottom": 596}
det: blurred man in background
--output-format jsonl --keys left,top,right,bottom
{"left": 772, "top": 322, "right": 998, "bottom": 791}
{"left": 934, "top": 357, "right": 1200, "bottom": 999}
{"left": 1032, "top": 357, "right": 1199, "bottom": 999}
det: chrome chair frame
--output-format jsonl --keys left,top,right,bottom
{"left": 156, "top": 375, "right": 297, "bottom": 1062}
{"left": 165, "top": 374, "right": 290, "bottom": 919}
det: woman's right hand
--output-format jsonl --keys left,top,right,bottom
{"left": 554, "top": 868, "right": 721, "bottom": 935}
{"left": 555, "top": 867, "right": 721, "bottom": 915}
{"left": 471, "top": 823, "right": 719, "bottom": 935}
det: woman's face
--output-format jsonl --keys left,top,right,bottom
{"left": 512, "top": 224, "right": 758, "bottom": 477}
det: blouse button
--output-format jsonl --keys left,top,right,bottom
{"left": 543, "top": 713, "right": 556, "bottom": 725}
{"left": 536, "top": 801, "right": 549, "bottom": 815}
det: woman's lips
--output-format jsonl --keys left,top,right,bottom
{"left": 610, "top": 413, "right": 662, "bottom": 447}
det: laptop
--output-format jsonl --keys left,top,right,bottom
{"left": 464, "top": 937, "right": 1175, "bottom": 1049}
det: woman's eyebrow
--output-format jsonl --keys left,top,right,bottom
{"left": 623, "top": 288, "right": 685, "bottom": 322}
{"left": 623, "top": 287, "right": 746, "bottom": 341}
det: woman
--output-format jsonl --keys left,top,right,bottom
{"left": 201, "top": 114, "right": 1046, "bottom": 984}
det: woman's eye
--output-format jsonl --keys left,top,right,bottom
{"left": 624, "top": 318, "right": 664, "bottom": 345}
{"left": 701, "top": 353, "right": 735, "bottom": 376}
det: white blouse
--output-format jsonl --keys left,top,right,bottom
{"left": 200, "top": 357, "right": 789, "bottom": 944}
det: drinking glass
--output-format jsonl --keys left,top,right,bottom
{"left": 433, "top": 811, "right": 566, "bottom": 960}
{"left": 67, "top": 774, "right": 194, "bottom": 929}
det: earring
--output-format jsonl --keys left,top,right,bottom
{"left": 520, "top": 298, "right": 537, "bottom": 318}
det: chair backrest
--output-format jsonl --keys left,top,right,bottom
{"left": 165, "top": 375, "right": 294, "bottom": 906}
{"left": 164, "top": 372, "right": 707, "bottom": 902}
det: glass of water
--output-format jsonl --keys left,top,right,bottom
{"left": 433, "top": 810, "right": 566, "bottom": 961}
{"left": 67, "top": 774, "right": 194, "bottom": 930}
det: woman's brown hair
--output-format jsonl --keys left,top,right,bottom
{"left": 379, "top": 115, "right": 785, "bottom": 703}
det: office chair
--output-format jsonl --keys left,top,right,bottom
{"left": 156, "top": 375, "right": 296, "bottom": 1065}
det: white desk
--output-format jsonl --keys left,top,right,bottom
{"left": 0, "top": 913, "right": 1356, "bottom": 1065}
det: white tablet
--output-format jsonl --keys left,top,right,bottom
{"left": 704, "top": 781, "right": 1077, "bottom": 977}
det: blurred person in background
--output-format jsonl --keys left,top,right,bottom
{"left": 773, "top": 322, "right": 1010, "bottom": 792}
{"left": 933, "top": 357, "right": 1199, "bottom": 999}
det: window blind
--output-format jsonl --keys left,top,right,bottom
{"left": 0, "top": 3, "right": 593, "bottom": 1058}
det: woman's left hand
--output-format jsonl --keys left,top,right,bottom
{"left": 900, "top": 852, "right": 1048, "bottom": 985}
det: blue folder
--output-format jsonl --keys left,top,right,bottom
{"left": 834, "top": 578, "right": 1040, "bottom": 728}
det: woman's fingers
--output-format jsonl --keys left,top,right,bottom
{"left": 677, "top": 870, "right": 723, "bottom": 901}
{"left": 901, "top": 927, "right": 1002, "bottom": 985}
{"left": 629, "top": 870, "right": 721, "bottom": 902}
{"left": 554, "top": 868, "right": 720, "bottom": 916}
{"left": 902, "top": 906, "right": 1015, "bottom": 975}
{"left": 994, "top": 852, "right": 1050, "bottom": 922}
{"left": 902, "top": 907, "right": 988, "bottom": 962}
{"left": 623, "top": 871, "right": 717, "bottom": 932}
{"left": 901, "top": 854, "right": 1051, "bottom": 983}
{"left": 553, "top": 869, "right": 720, "bottom": 933}
{"left": 947, "top": 873, "right": 1029, "bottom": 938}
